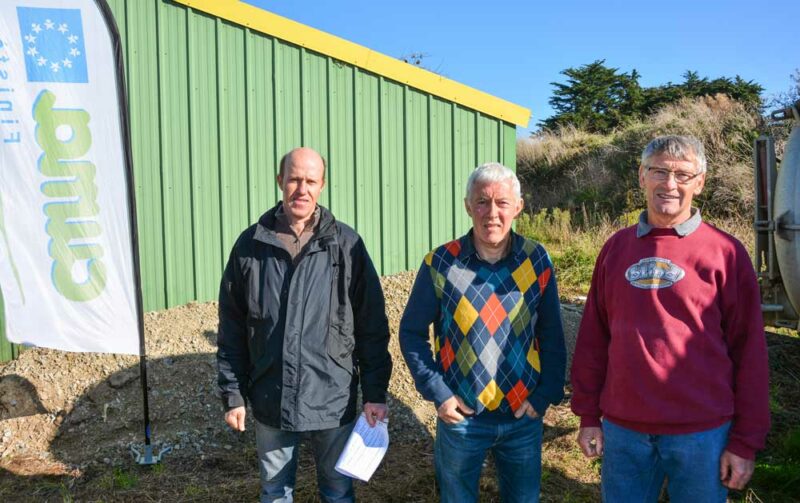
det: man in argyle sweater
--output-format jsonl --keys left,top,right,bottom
{"left": 400, "top": 162, "right": 566, "bottom": 503}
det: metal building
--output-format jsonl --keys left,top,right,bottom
{"left": 1, "top": 0, "right": 529, "bottom": 362}
{"left": 111, "top": 0, "right": 529, "bottom": 312}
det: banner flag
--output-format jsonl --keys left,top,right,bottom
{"left": 0, "top": 0, "right": 139, "bottom": 355}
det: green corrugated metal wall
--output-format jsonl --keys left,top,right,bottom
{"left": 0, "top": 0, "right": 517, "bottom": 359}
{"left": 110, "top": 0, "right": 516, "bottom": 311}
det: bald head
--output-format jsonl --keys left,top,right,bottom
{"left": 279, "top": 147, "right": 327, "bottom": 180}
{"left": 277, "top": 147, "right": 326, "bottom": 227}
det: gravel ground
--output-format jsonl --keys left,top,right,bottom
{"left": 0, "top": 270, "right": 582, "bottom": 478}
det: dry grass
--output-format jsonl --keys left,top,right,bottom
{"left": 518, "top": 95, "right": 759, "bottom": 221}
{"left": 516, "top": 209, "right": 619, "bottom": 299}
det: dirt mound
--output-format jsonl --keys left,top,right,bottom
{"left": 0, "top": 271, "right": 585, "bottom": 500}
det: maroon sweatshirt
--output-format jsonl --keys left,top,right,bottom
{"left": 570, "top": 217, "right": 770, "bottom": 460}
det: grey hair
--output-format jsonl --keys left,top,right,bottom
{"left": 465, "top": 162, "right": 522, "bottom": 201}
{"left": 641, "top": 135, "right": 707, "bottom": 174}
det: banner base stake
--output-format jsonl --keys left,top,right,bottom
{"left": 130, "top": 443, "right": 172, "bottom": 465}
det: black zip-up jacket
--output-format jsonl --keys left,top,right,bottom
{"left": 217, "top": 204, "right": 392, "bottom": 431}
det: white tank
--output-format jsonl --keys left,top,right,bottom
{"left": 774, "top": 115, "right": 800, "bottom": 314}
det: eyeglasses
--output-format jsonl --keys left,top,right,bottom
{"left": 645, "top": 167, "right": 702, "bottom": 184}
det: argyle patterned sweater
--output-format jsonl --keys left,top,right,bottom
{"left": 400, "top": 231, "right": 566, "bottom": 417}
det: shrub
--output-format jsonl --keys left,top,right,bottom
{"left": 515, "top": 209, "right": 618, "bottom": 297}
{"left": 518, "top": 95, "right": 759, "bottom": 221}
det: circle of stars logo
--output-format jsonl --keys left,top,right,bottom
{"left": 24, "top": 19, "right": 81, "bottom": 74}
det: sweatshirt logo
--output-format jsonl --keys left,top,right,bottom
{"left": 624, "top": 257, "right": 685, "bottom": 289}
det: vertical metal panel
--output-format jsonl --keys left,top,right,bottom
{"left": 217, "top": 20, "right": 249, "bottom": 261}
{"left": 405, "top": 89, "right": 430, "bottom": 270}
{"left": 187, "top": 10, "right": 223, "bottom": 303}
{"left": 477, "top": 113, "right": 500, "bottom": 165}
{"left": 273, "top": 40, "right": 301, "bottom": 205}
{"left": 354, "top": 70, "right": 382, "bottom": 271}
{"left": 0, "top": 331, "right": 20, "bottom": 362}
{"left": 123, "top": 0, "right": 166, "bottom": 310}
{"left": 158, "top": 2, "right": 195, "bottom": 307}
{"left": 301, "top": 51, "right": 330, "bottom": 208}
{"left": 379, "top": 80, "right": 406, "bottom": 274}
{"left": 502, "top": 124, "right": 517, "bottom": 171}
{"left": 106, "top": 0, "right": 127, "bottom": 55}
{"left": 429, "top": 96, "right": 455, "bottom": 250}
{"left": 245, "top": 32, "right": 277, "bottom": 222}
{"left": 328, "top": 62, "right": 356, "bottom": 225}
{"left": 0, "top": 281, "right": 17, "bottom": 359}
{"left": 453, "top": 106, "right": 477, "bottom": 236}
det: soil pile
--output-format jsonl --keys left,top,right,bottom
{"left": 0, "top": 270, "right": 584, "bottom": 500}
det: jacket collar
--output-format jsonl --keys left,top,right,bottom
{"left": 274, "top": 204, "right": 320, "bottom": 235}
{"left": 253, "top": 202, "right": 337, "bottom": 246}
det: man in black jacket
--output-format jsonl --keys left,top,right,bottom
{"left": 217, "top": 147, "right": 392, "bottom": 502}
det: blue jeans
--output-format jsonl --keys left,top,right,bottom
{"left": 601, "top": 419, "right": 731, "bottom": 503}
{"left": 255, "top": 420, "right": 355, "bottom": 503}
{"left": 435, "top": 414, "right": 543, "bottom": 503}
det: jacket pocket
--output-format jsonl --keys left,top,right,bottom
{"left": 327, "top": 325, "right": 355, "bottom": 375}
{"left": 247, "top": 316, "right": 276, "bottom": 385}
{"left": 326, "top": 246, "right": 355, "bottom": 375}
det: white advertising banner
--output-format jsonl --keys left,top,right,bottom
{"left": 0, "top": 0, "right": 139, "bottom": 354}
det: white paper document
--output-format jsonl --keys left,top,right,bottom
{"left": 335, "top": 414, "right": 389, "bottom": 482}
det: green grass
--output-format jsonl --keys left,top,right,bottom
{"left": 29, "top": 480, "right": 74, "bottom": 502}
{"left": 98, "top": 467, "right": 139, "bottom": 491}
{"left": 750, "top": 461, "right": 800, "bottom": 500}
{"left": 753, "top": 426, "right": 800, "bottom": 496}
{"left": 183, "top": 484, "right": 207, "bottom": 498}
{"left": 516, "top": 209, "right": 616, "bottom": 298}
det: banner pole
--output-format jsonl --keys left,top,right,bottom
{"left": 94, "top": 0, "right": 168, "bottom": 464}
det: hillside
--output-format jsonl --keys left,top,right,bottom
{"left": 517, "top": 94, "right": 759, "bottom": 221}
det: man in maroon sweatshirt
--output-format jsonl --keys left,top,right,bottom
{"left": 570, "top": 135, "right": 770, "bottom": 502}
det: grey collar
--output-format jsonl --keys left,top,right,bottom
{"left": 636, "top": 208, "right": 702, "bottom": 238}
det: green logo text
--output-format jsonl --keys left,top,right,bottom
{"left": 34, "top": 90, "right": 105, "bottom": 301}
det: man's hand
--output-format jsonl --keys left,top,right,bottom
{"left": 513, "top": 400, "right": 539, "bottom": 419}
{"left": 720, "top": 450, "right": 755, "bottom": 490}
{"left": 437, "top": 395, "right": 474, "bottom": 424}
{"left": 363, "top": 402, "right": 388, "bottom": 427}
{"left": 224, "top": 406, "right": 246, "bottom": 432}
{"left": 577, "top": 426, "right": 604, "bottom": 458}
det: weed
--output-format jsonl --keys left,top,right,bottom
{"left": 184, "top": 484, "right": 205, "bottom": 497}
{"left": 781, "top": 427, "right": 800, "bottom": 460}
{"left": 30, "top": 480, "right": 74, "bottom": 502}
{"left": 150, "top": 462, "right": 165, "bottom": 476}
{"left": 97, "top": 467, "right": 138, "bottom": 491}
{"left": 516, "top": 208, "right": 617, "bottom": 297}
{"left": 751, "top": 461, "right": 800, "bottom": 494}
{"left": 769, "top": 392, "right": 785, "bottom": 414}
{"left": 552, "top": 248, "right": 596, "bottom": 293}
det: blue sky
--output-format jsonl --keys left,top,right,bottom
{"left": 246, "top": 0, "right": 799, "bottom": 136}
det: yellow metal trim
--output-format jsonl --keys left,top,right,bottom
{"left": 173, "top": 0, "right": 530, "bottom": 127}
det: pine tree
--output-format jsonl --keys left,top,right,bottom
{"left": 541, "top": 64, "right": 764, "bottom": 133}
{"left": 542, "top": 60, "right": 642, "bottom": 134}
